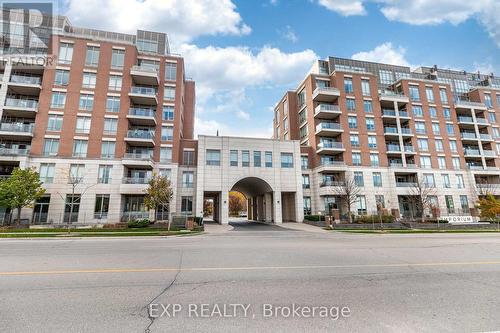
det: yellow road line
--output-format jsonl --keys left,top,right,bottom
{"left": 1, "top": 261, "right": 500, "bottom": 276}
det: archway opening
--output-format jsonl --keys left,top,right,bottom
{"left": 230, "top": 177, "right": 275, "bottom": 223}
{"left": 228, "top": 191, "right": 247, "bottom": 222}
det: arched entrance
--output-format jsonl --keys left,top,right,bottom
{"left": 230, "top": 177, "right": 276, "bottom": 224}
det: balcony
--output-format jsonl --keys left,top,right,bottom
{"left": 127, "top": 108, "right": 157, "bottom": 126}
{"left": 320, "top": 180, "right": 345, "bottom": 187}
{"left": 384, "top": 127, "right": 399, "bottom": 136}
{"left": 124, "top": 129, "right": 155, "bottom": 147}
{"left": 122, "top": 177, "right": 150, "bottom": 184}
{"left": 0, "top": 147, "right": 30, "bottom": 156}
{"left": 0, "top": 122, "right": 34, "bottom": 139}
{"left": 122, "top": 152, "right": 154, "bottom": 168}
{"left": 8, "top": 74, "right": 42, "bottom": 95}
{"left": 314, "top": 104, "right": 341, "bottom": 119}
{"left": 381, "top": 109, "right": 396, "bottom": 118}
{"left": 404, "top": 145, "right": 416, "bottom": 154}
{"left": 457, "top": 116, "right": 474, "bottom": 124}
{"left": 464, "top": 148, "right": 481, "bottom": 157}
{"left": 312, "top": 87, "right": 340, "bottom": 102}
{"left": 400, "top": 128, "right": 413, "bottom": 136}
{"left": 128, "top": 86, "right": 158, "bottom": 105}
{"left": 316, "top": 141, "right": 345, "bottom": 154}
{"left": 3, "top": 97, "right": 39, "bottom": 117}
{"left": 120, "top": 177, "right": 150, "bottom": 194}
{"left": 379, "top": 91, "right": 409, "bottom": 104}
{"left": 130, "top": 65, "right": 159, "bottom": 85}
{"left": 389, "top": 162, "right": 404, "bottom": 168}
{"left": 315, "top": 122, "right": 343, "bottom": 136}
{"left": 483, "top": 150, "right": 497, "bottom": 158}
{"left": 396, "top": 181, "right": 417, "bottom": 187}
{"left": 479, "top": 134, "right": 493, "bottom": 141}
{"left": 386, "top": 144, "right": 402, "bottom": 153}
{"left": 455, "top": 100, "right": 487, "bottom": 110}
{"left": 398, "top": 110, "right": 410, "bottom": 118}
{"left": 475, "top": 118, "right": 489, "bottom": 128}
{"left": 460, "top": 132, "right": 477, "bottom": 142}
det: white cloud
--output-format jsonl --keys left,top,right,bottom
{"left": 237, "top": 110, "right": 250, "bottom": 120}
{"left": 64, "top": 0, "right": 250, "bottom": 43}
{"left": 351, "top": 42, "right": 410, "bottom": 67}
{"left": 316, "top": 0, "right": 500, "bottom": 47}
{"left": 473, "top": 61, "right": 495, "bottom": 75}
{"left": 317, "top": 0, "right": 366, "bottom": 16}
{"left": 279, "top": 25, "right": 298, "bottom": 43}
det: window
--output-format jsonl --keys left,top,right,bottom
{"left": 51, "top": 91, "right": 66, "bottom": 108}
{"left": 39, "top": 163, "right": 55, "bottom": 183}
{"left": 281, "top": 153, "right": 293, "bottom": 168}
{"left": 101, "top": 141, "right": 115, "bottom": 158}
{"left": 265, "top": 151, "right": 273, "bottom": 167}
{"left": 423, "top": 174, "right": 435, "bottom": 187}
{"left": 446, "top": 123, "right": 454, "bottom": 135}
{"left": 64, "top": 195, "right": 80, "bottom": 222}
{"left": 54, "top": 69, "right": 69, "bottom": 85}
{"left": 354, "top": 171, "right": 364, "bottom": 186}
{"left": 160, "top": 147, "right": 172, "bottom": 162}
{"left": 489, "top": 112, "right": 497, "bottom": 123}
{"left": 242, "top": 151, "right": 250, "bottom": 167}
{"left": 415, "top": 122, "right": 426, "bottom": 134}
{"left": 442, "top": 174, "right": 451, "bottom": 188}
{"left": 363, "top": 100, "right": 372, "bottom": 113}
{"left": 182, "top": 171, "right": 194, "bottom": 188}
{"left": 298, "top": 109, "right": 307, "bottom": 124}
{"left": 159, "top": 168, "right": 171, "bottom": 179}
{"left": 348, "top": 116, "right": 357, "bottom": 129}
{"left": 253, "top": 151, "right": 261, "bottom": 167}
{"left": 435, "top": 139, "right": 444, "bottom": 151}
{"left": 75, "top": 116, "right": 91, "bottom": 134}
{"left": 375, "top": 195, "right": 385, "bottom": 209}
{"left": 350, "top": 135, "right": 360, "bottom": 147}
{"left": 283, "top": 100, "right": 289, "bottom": 116}
{"left": 82, "top": 72, "right": 96, "bottom": 89}
{"left": 298, "top": 89, "right": 305, "bottom": 108}
{"left": 301, "top": 155, "right": 308, "bottom": 169}
{"left": 379, "top": 70, "right": 394, "bottom": 85}
{"left": 58, "top": 42, "right": 73, "bottom": 64}
{"left": 366, "top": 118, "right": 375, "bottom": 131}
{"left": 460, "top": 195, "right": 469, "bottom": 212}
{"left": 425, "top": 87, "right": 434, "bottom": 102}
{"left": 409, "top": 86, "right": 420, "bottom": 101}
{"left": 361, "top": 79, "right": 370, "bottom": 96}
{"left": 370, "top": 154, "right": 379, "bottom": 167}
{"left": 412, "top": 106, "right": 423, "bottom": 117}
{"left": 69, "top": 164, "right": 85, "bottom": 183}
{"left": 108, "top": 75, "right": 122, "bottom": 91}
{"left": 137, "top": 39, "right": 158, "bottom": 53}
{"left": 356, "top": 195, "right": 367, "bottom": 215}
{"left": 439, "top": 88, "right": 448, "bottom": 104}
{"left": 484, "top": 93, "right": 492, "bottom": 108}
{"left": 164, "top": 86, "right": 175, "bottom": 100}
{"left": 181, "top": 196, "right": 193, "bottom": 214}
{"left": 206, "top": 149, "right": 221, "bottom": 166}
{"left": 420, "top": 156, "right": 431, "bottom": 168}
{"left": 165, "top": 62, "right": 177, "bottom": 81}
{"left": 161, "top": 126, "right": 173, "bottom": 141}
{"left": 432, "top": 123, "right": 440, "bottom": 135}
{"left": 452, "top": 157, "right": 461, "bottom": 169}
{"left": 230, "top": 150, "right": 238, "bottom": 166}
{"left": 111, "top": 49, "right": 125, "bottom": 68}
{"left": 98, "top": 165, "right": 112, "bottom": 184}
{"left": 372, "top": 172, "right": 382, "bottom": 187}
{"left": 445, "top": 195, "right": 455, "bottom": 214}
{"left": 494, "top": 128, "right": 500, "bottom": 138}
{"left": 72, "top": 140, "right": 88, "bottom": 158}
{"left": 106, "top": 96, "right": 120, "bottom": 112}
{"left": 43, "top": 138, "right": 59, "bottom": 156}
{"left": 352, "top": 153, "right": 361, "bottom": 166}
{"left": 456, "top": 174, "right": 465, "bottom": 189}
{"left": 449, "top": 140, "right": 457, "bottom": 152}
{"left": 162, "top": 105, "right": 174, "bottom": 121}
{"left": 303, "top": 197, "right": 311, "bottom": 215}
{"left": 429, "top": 107, "right": 437, "bottom": 118}
{"left": 79, "top": 94, "right": 94, "bottom": 110}
{"left": 346, "top": 98, "right": 356, "bottom": 111}
{"left": 443, "top": 108, "right": 451, "bottom": 119}
{"left": 85, "top": 46, "right": 100, "bottom": 66}
{"left": 417, "top": 138, "right": 429, "bottom": 151}
{"left": 368, "top": 136, "right": 377, "bottom": 148}
{"left": 344, "top": 78, "right": 353, "bottom": 93}
{"left": 438, "top": 157, "right": 446, "bottom": 169}
{"left": 302, "top": 175, "right": 310, "bottom": 189}
{"left": 299, "top": 126, "right": 308, "bottom": 140}
{"left": 183, "top": 150, "right": 195, "bottom": 166}
{"left": 103, "top": 118, "right": 118, "bottom": 135}
{"left": 94, "top": 195, "right": 109, "bottom": 219}
{"left": 47, "top": 114, "right": 63, "bottom": 131}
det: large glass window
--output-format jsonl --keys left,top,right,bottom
{"left": 106, "top": 96, "right": 120, "bottom": 112}
{"left": 242, "top": 150, "right": 250, "bottom": 167}
{"left": 164, "top": 86, "right": 175, "bottom": 100}
{"left": 230, "top": 150, "right": 238, "bottom": 167}
{"left": 265, "top": 151, "right": 273, "bottom": 167}
{"left": 354, "top": 171, "right": 364, "bottom": 186}
{"left": 103, "top": 118, "right": 118, "bottom": 135}
{"left": 303, "top": 197, "right": 311, "bottom": 215}
{"left": 352, "top": 153, "right": 361, "bottom": 166}
{"left": 94, "top": 195, "right": 110, "bottom": 219}
{"left": 47, "top": 114, "right": 63, "bottom": 131}
{"left": 182, "top": 171, "right": 194, "bottom": 188}
{"left": 101, "top": 141, "right": 115, "bottom": 159}
{"left": 372, "top": 172, "right": 382, "bottom": 187}
{"left": 442, "top": 174, "right": 451, "bottom": 188}
{"left": 425, "top": 87, "right": 434, "bottom": 102}
{"left": 363, "top": 100, "right": 372, "bottom": 113}
{"left": 439, "top": 88, "right": 448, "bottom": 104}
{"left": 69, "top": 164, "right": 85, "bottom": 183}
{"left": 254, "top": 151, "right": 261, "bottom": 167}
{"left": 160, "top": 147, "right": 172, "bottom": 162}
{"left": 54, "top": 69, "right": 69, "bottom": 85}
{"left": 356, "top": 195, "right": 367, "bottom": 215}
{"left": 50, "top": 91, "right": 66, "bottom": 108}
{"left": 98, "top": 165, "right": 112, "bottom": 184}
{"left": 206, "top": 149, "right": 221, "bottom": 166}
{"left": 85, "top": 46, "right": 100, "bottom": 66}
{"left": 43, "top": 138, "right": 59, "bottom": 156}
{"left": 108, "top": 75, "right": 122, "bottom": 91}
{"left": 280, "top": 153, "right": 293, "bottom": 168}
{"left": 39, "top": 163, "right": 55, "bottom": 183}
{"left": 344, "top": 78, "right": 353, "bottom": 93}
{"left": 72, "top": 140, "right": 88, "bottom": 158}
{"left": 361, "top": 79, "right": 370, "bottom": 96}
{"left": 370, "top": 154, "right": 379, "bottom": 166}
{"left": 165, "top": 62, "right": 177, "bottom": 81}
{"left": 181, "top": 196, "right": 193, "bottom": 214}
{"left": 409, "top": 86, "right": 420, "bottom": 101}
{"left": 161, "top": 126, "right": 173, "bottom": 141}
{"left": 366, "top": 118, "right": 375, "bottom": 131}
{"left": 348, "top": 116, "right": 357, "bottom": 129}
{"left": 346, "top": 98, "right": 356, "bottom": 111}
{"left": 58, "top": 42, "right": 73, "bottom": 64}
{"left": 183, "top": 150, "right": 195, "bottom": 166}
{"left": 79, "top": 94, "right": 94, "bottom": 111}
{"left": 162, "top": 105, "right": 174, "bottom": 121}
{"left": 75, "top": 116, "right": 91, "bottom": 134}
{"left": 111, "top": 49, "right": 125, "bottom": 68}
{"left": 82, "top": 72, "right": 96, "bottom": 89}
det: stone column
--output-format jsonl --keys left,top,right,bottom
{"left": 264, "top": 192, "right": 273, "bottom": 223}
{"left": 273, "top": 191, "right": 282, "bottom": 224}
{"left": 220, "top": 191, "right": 229, "bottom": 224}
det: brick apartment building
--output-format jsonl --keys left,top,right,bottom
{"left": 273, "top": 58, "right": 500, "bottom": 220}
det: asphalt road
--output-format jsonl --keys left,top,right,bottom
{"left": 1, "top": 222, "right": 500, "bottom": 333}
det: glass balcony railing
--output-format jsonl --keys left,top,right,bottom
{"left": 404, "top": 145, "right": 415, "bottom": 152}
{"left": 122, "top": 177, "right": 151, "bottom": 184}
{"left": 316, "top": 122, "right": 341, "bottom": 131}
{"left": 131, "top": 65, "right": 159, "bottom": 73}
{"left": 401, "top": 128, "right": 412, "bottom": 135}
{"left": 0, "top": 147, "right": 30, "bottom": 155}
{"left": 130, "top": 86, "right": 156, "bottom": 96}
{"left": 382, "top": 109, "right": 396, "bottom": 116}
{"left": 399, "top": 111, "right": 410, "bottom": 117}
{"left": 460, "top": 132, "right": 477, "bottom": 139}
{"left": 320, "top": 160, "right": 345, "bottom": 166}
{"left": 5, "top": 97, "right": 39, "bottom": 109}
{"left": 396, "top": 181, "right": 417, "bottom": 187}
{"left": 126, "top": 130, "right": 154, "bottom": 139}
{"left": 483, "top": 150, "right": 496, "bottom": 157}
{"left": 0, "top": 123, "right": 34, "bottom": 133}
{"left": 386, "top": 144, "right": 401, "bottom": 151}
{"left": 313, "top": 86, "right": 340, "bottom": 95}
{"left": 384, "top": 127, "right": 398, "bottom": 134}
{"left": 476, "top": 118, "right": 488, "bottom": 124}
{"left": 128, "top": 108, "right": 156, "bottom": 117}
{"left": 479, "top": 134, "right": 492, "bottom": 140}
{"left": 457, "top": 116, "right": 474, "bottom": 123}
{"left": 464, "top": 148, "right": 481, "bottom": 156}
{"left": 320, "top": 180, "right": 345, "bottom": 187}
{"left": 123, "top": 152, "right": 153, "bottom": 160}
{"left": 315, "top": 104, "right": 341, "bottom": 113}
{"left": 10, "top": 74, "right": 42, "bottom": 85}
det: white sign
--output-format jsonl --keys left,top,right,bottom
{"left": 441, "top": 216, "right": 477, "bottom": 224}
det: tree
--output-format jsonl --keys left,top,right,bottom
{"left": 407, "top": 177, "right": 437, "bottom": 222}
{"left": 477, "top": 194, "right": 500, "bottom": 220}
{"left": 334, "top": 175, "right": 361, "bottom": 223}
{"left": 144, "top": 173, "right": 173, "bottom": 229}
{"left": 0, "top": 167, "right": 45, "bottom": 225}
{"left": 229, "top": 191, "right": 246, "bottom": 216}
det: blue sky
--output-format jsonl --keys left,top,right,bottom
{"left": 58, "top": 0, "right": 500, "bottom": 137}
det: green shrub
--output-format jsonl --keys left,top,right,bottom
{"left": 354, "top": 215, "right": 395, "bottom": 224}
{"left": 438, "top": 219, "right": 448, "bottom": 224}
{"left": 304, "top": 215, "right": 325, "bottom": 222}
{"left": 127, "top": 218, "right": 151, "bottom": 228}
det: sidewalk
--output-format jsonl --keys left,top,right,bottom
{"left": 203, "top": 223, "right": 234, "bottom": 234}
{"left": 279, "top": 222, "right": 328, "bottom": 233}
